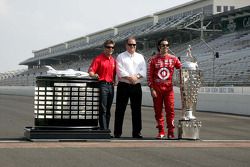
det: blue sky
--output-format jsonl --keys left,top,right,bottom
{"left": 0, "top": 0, "right": 192, "bottom": 72}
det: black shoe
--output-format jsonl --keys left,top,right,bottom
{"left": 132, "top": 134, "right": 143, "bottom": 139}
{"left": 114, "top": 134, "right": 121, "bottom": 138}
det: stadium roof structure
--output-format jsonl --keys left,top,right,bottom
{"left": 154, "top": 0, "right": 204, "bottom": 15}
{"left": 19, "top": 2, "right": 250, "bottom": 67}
{"left": 19, "top": 14, "right": 211, "bottom": 66}
{"left": 217, "top": 5, "right": 250, "bottom": 21}
{"left": 202, "top": 5, "right": 250, "bottom": 33}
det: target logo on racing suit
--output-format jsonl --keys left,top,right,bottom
{"left": 158, "top": 67, "right": 170, "bottom": 80}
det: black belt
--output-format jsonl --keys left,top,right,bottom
{"left": 100, "top": 81, "right": 113, "bottom": 85}
{"left": 118, "top": 81, "right": 140, "bottom": 86}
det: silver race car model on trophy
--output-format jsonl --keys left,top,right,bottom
{"left": 45, "top": 66, "right": 89, "bottom": 77}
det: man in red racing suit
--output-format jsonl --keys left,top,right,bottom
{"left": 147, "top": 38, "right": 182, "bottom": 139}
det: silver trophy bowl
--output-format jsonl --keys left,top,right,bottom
{"left": 180, "top": 61, "right": 201, "bottom": 120}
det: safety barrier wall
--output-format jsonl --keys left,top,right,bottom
{"left": 141, "top": 87, "right": 250, "bottom": 116}
{"left": 0, "top": 86, "right": 249, "bottom": 116}
{"left": 0, "top": 86, "right": 35, "bottom": 96}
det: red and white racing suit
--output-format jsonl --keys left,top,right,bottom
{"left": 147, "top": 53, "right": 182, "bottom": 134}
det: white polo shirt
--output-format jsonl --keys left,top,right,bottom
{"left": 116, "top": 51, "right": 146, "bottom": 84}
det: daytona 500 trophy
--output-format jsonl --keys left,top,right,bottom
{"left": 178, "top": 45, "right": 202, "bottom": 140}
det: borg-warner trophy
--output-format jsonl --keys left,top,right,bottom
{"left": 178, "top": 45, "right": 202, "bottom": 140}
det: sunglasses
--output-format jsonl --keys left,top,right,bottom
{"left": 160, "top": 44, "right": 169, "bottom": 47}
{"left": 105, "top": 46, "right": 114, "bottom": 49}
{"left": 127, "top": 43, "right": 137, "bottom": 47}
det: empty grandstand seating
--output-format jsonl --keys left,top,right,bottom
{"left": 1, "top": 30, "right": 249, "bottom": 86}
{"left": 181, "top": 31, "right": 250, "bottom": 86}
{"left": 2, "top": 4, "right": 250, "bottom": 86}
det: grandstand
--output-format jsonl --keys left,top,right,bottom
{"left": 1, "top": 0, "right": 250, "bottom": 86}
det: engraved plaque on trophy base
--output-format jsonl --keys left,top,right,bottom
{"left": 24, "top": 76, "right": 111, "bottom": 141}
{"left": 178, "top": 120, "right": 201, "bottom": 140}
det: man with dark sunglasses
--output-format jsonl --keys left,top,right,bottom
{"left": 88, "top": 40, "right": 116, "bottom": 131}
{"left": 147, "top": 38, "right": 182, "bottom": 139}
{"left": 114, "top": 36, "right": 146, "bottom": 138}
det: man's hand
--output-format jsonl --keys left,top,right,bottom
{"left": 93, "top": 74, "right": 99, "bottom": 79}
{"left": 150, "top": 88, "right": 157, "bottom": 98}
{"left": 125, "top": 75, "right": 139, "bottom": 84}
{"left": 89, "top": 72, "right": 99, "bottom": 79}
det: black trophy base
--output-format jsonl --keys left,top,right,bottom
{"left": 24, "top": 126, "right": 111, "bottom": 141}
{"left": 178, "top": 120, "right": 202, "bottom": 140}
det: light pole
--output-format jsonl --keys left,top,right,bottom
{"left": 200, "top": 38, "right": 219, "bottom": 86}
{"left": 178, "top": 11, "right": 221, "bottom": 86}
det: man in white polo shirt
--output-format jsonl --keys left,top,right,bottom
{"left": 114, "top": 36, "right": 146, "bottom": 139}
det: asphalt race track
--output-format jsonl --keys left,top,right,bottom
{"left": 0, "top": 94, "right": 249, "bottom": 167}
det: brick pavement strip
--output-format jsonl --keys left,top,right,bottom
{"left": 0, "top": 140, "right": 250, "bottom": 148}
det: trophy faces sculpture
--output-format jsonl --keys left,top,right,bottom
{"left": 178, "top": 45, "right": 202, "bottom": 139}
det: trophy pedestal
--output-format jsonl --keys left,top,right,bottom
{"left": 178, "top": 120, "right": 201, "bottom": 140}
{"left": 24, "top": 126, "right": 111, "bottom": 141}
{"left": 24, "top": 77, "right": 111, "bottom": 141}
